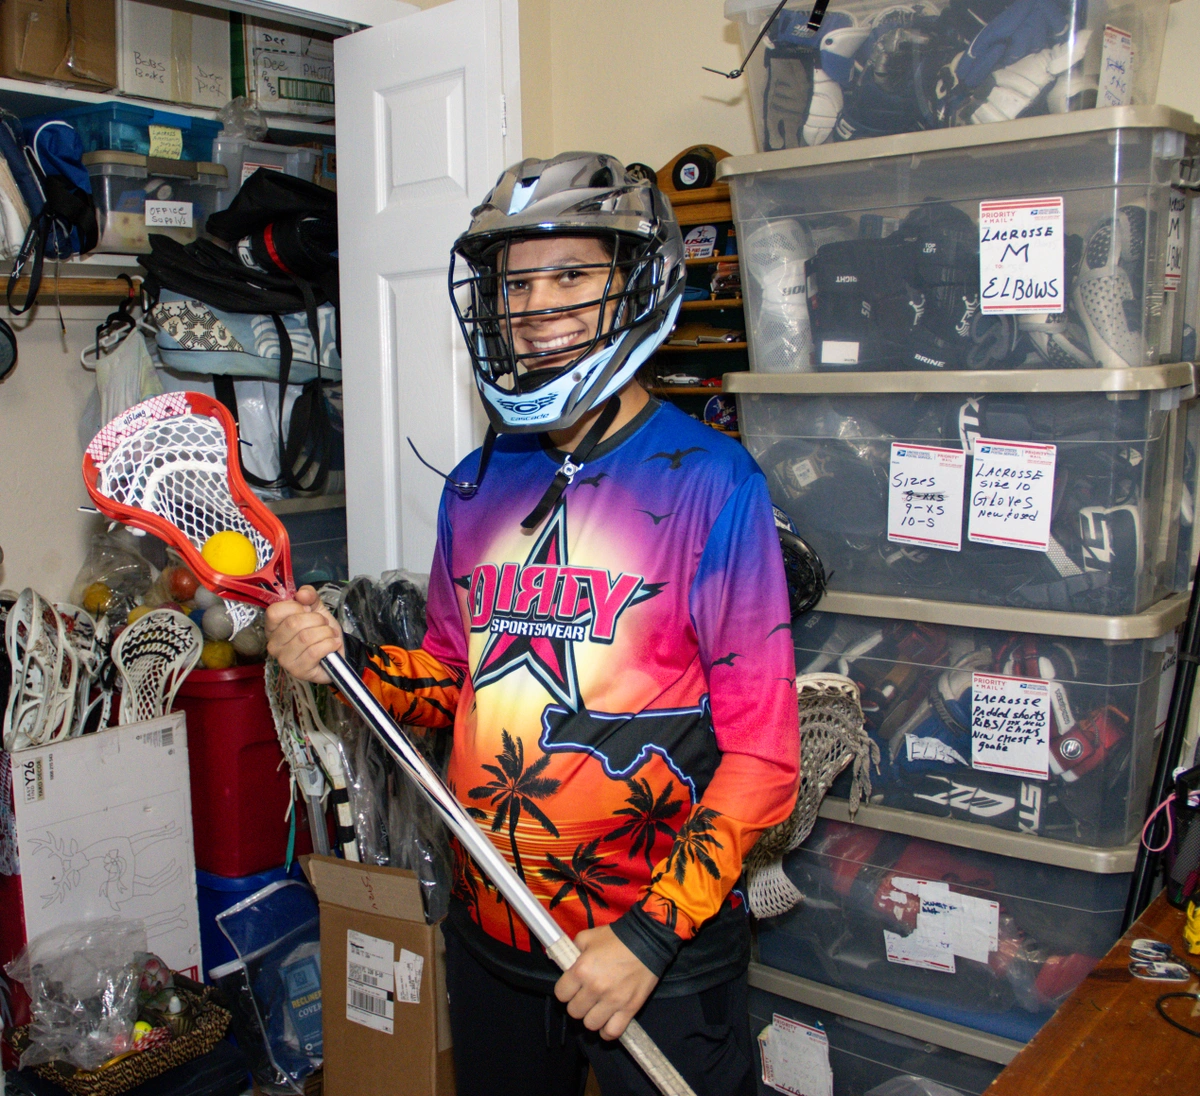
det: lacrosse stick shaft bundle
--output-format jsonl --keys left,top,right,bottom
{"left": 82, "top": 393, "right": 696, "bottom": 1096}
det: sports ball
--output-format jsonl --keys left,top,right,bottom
{"left": 201, "top": 640, "right": 236, "bottom": 670}
{"left": 166, "top": 566, "right": 200, "bottom": 602}
{"left": 126, "top": 604, "right": 153, "bottom": 626}
{"left": 201, "top": 604, "right": 234, "bottom": 641}
{"left": 82, "top": 582, "right": 113, "bottom": 615}
{"left": 232, "top": 624, "right": 267, "bottom": 659}
{"left": 192, "top": 585, "right": 222, "bottom": 610}
{"left": 201, "top": 531, "right": 259, "bottom": 576}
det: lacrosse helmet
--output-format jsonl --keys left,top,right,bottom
{"left": 450, "top": 152, "right": 685, "bottom": 433}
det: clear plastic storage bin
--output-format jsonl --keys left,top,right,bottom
{"left": 28, "top": 102, "right": 224, "bottom": 160}
{"left": 1175, "top": 382, "right": 1200, "bottom": 591}
{"left": 84, "top": 152, "right": 227, "bottom": 253}
{"left": 754, "top": 816, "right": 1130, "bottom": 1042}
{"left": 749, "top": 977, "right": 1012, "bottom": 1096}
{"left": 799, "top": 590, "right": 1185, "bottom": 846}
{"left": 728, "top": 365, "right": 1192, "bottom": 614}
{"left": 211, "top": 137, "right": 321, "bottom": 211}
{"left": 725, "top": 1, "right": 1171, "bottom": 153}
{"left": 717, "top": 107, "right": 1198, "bottom": 373}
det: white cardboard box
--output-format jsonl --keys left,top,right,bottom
{"left": 117, "top": 0, "right": 231, "bottom": 108}
{"left": 236, "top": 18, "right": 335, "bottom": 118}
{"left": 6, "top": 712, "right": 202, "bottom": 979}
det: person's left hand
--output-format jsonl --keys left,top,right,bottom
{"left": 554, "top": 925, "right": 659, "bottom": 1040}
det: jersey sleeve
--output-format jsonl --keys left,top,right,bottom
{"left": 340, "top": 490, "right": 466, "bottom": 729}
{"left": 611, "top": 472, "right": 800, "bottom": 974}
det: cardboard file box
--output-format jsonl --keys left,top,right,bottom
{"left": 0, "top": 0, "right": 116, "bottom": 88}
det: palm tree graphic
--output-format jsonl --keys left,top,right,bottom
{"left": 540, "top": 838, "right": 629, "bottom": 929}
{"left": 660, "top": 807, "right": 724, "bottom": 885}
{"left": 605, "top": 778, "right": 683, "bottom": 868}
{"left": 467, "top": 730, "right": 561, "bottom": 881}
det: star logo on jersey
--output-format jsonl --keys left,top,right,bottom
{"left": 468, "top": 504, "right": 662, "bottom": 710}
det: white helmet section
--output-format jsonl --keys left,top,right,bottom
{"left": 451, "top": 151, "right": 685, "bottom": 434}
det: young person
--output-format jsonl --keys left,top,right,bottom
{"left": 266, "top": 152, "right": 800, "bottom": 1096}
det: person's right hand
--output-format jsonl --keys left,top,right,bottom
{"left": 265, "top": 585, "right": 344, "bottom": 685}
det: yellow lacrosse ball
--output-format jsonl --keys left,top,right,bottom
{"left": 201, "top": 640, "right": 237, "bottom": 670}
{"left": 126, "top": 605, "right": 154, "bottom": 626}
{"left": 200, "top": 531, "right": 258, "bottom": 576}
{"left": 82, "top": 582, "right": 113, "bottom": 615}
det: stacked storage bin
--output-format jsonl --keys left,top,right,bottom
{"left": 718, "top": 90, "right": 1199, "bottom": 1086}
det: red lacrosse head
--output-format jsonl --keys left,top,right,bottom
{"left": 81, "top": 392, "right": 295, "bottom": 606}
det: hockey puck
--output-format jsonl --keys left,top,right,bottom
{"left": 625, "top": 162, "right": 658, "bottom": 185}
{"left": 671, "top": 147, "right": 717, "bottom": 191}
{"left": 0, "top": 317, "right": 17, "bottom": 382}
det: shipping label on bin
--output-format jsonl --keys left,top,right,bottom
{"left": 979, "top": 198, "right": 1065, "bottom": 315}
{"left": 971, "top": 672, "right": 1051, "bottom": 780}
{"left": 967, "top": 440, "right": 1056, "bottom": 552}
{"left": 887, "top": 444, "right": 966, "bottom": 551}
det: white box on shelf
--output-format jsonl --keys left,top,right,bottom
{"left": 235, "top": 17, "right": 335, "bottom": 119}
{"left": 116, "top": 0, "right": 232, "bottom": 108}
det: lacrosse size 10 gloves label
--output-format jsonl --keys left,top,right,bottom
{"left": 967, "top": 439, "right": 1057, "bottom": 553}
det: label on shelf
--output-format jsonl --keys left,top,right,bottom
{"left": 145, "top": 201, "right": 193, "bottom": 229}
{"left": 1100, "top": 24, "right": 1135, "bottom": 108}
{"left": 971, "top": 671, "right": 1051, "bottom": 780}
{"left": 967, "top": 439, "right": 1056, "bottom": 552}
{"left": 979, "top": 197, "right": 1064, "bottom": 315}
{"left": 1166, "top": 189, "right": 1186, "bottom": 292}
{"left": 147, "top": 125, "right": 183, "bottom": 160}
{"left": 887, "top": 443, "right": 966, "bottom": 551}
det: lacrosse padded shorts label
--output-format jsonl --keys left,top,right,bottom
{"left": 145, "top": 201, "right": 194, "bottom": 229}
{"left": 147, "top": 125, "right": 183, "bottom": 160}
{"left": 888, "top": 443, "right": 966, "bottom": 551}
{"left": 758, "top": 1013, "right": 833, "bottom": 1096}
{"left": 346, "top": 929, "right": 394, "bottom": 1034}
{"left": 1100, "top": 25, "right": 1134, "bottom": 108}
{"left": 967, "top": 439, "right": 1056, "bottom": 552}
{"left": 972, "top": 672, "right": 1051, "bottom": 780}
{"left": 979, "top": 198, "right": 1064, "bottom": 315}
{"left": 394, "top": 948, "right": 424, "bottom": 1005}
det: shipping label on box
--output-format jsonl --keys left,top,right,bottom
{"left": 118, "top": 0, "right": 230, "bottom": 107}
{"left": 237, "top": 18, "right": 334, "bottom": 118}
{"left": 9, "top": 713, "right": 201, "bottom": 978}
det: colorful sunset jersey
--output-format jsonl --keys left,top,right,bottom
{"left": 343, "top": 399, "right": 799, "bottom": 991}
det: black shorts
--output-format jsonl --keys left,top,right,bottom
{"left": 444, "top": 924, "right": 756, "bottom": 1096}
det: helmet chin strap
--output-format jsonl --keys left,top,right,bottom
{"left": 521, "top": 394, "right": 622, "bottom": 532}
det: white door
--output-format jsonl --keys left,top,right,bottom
{"left": 336, "top": 0, "right": 521, "bottom": 576}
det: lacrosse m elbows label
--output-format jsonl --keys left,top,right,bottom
{"left": 979, "top": 198, "right": 1064, "bottom": 315}
{"left": 347, "top": 929, "right": 395, "bottom": 1034}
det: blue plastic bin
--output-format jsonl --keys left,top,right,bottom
{"left": 196, "top": 862, "right": 303, "bottom": 981}
{"left": 25, "top": 103, "right": 223, "bottom": 160}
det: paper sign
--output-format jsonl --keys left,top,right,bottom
{"left": 241, "top": 161, "right": 285, "bottom": 186}
{"left": 888, "top": 443, "right": 967, "bottom": 551}
{"left": 1166, "top": 189, "right": 1186, "bottom": 292}
{"left": 1099, "top": 25, "right": 1134, "bottom": 108}
{"left": 346, "top": 929, "right": 395, "bottom": 1034}
{"left": 147, "top": 125, "right": 183, "bottom": 160}
{"left": 979, "top": 198, "right": 1065, "bottom": 314}
{"left": 917, "top": 881, "right": 999, "bottom": 965}
{"left": 972, "top": 672, "right": 1051, "bottom": 780}
{"left": 144, "top": 201, "right": 193, "bottom": 229}
{"left": 885, "top": 926, "right": 956, "bottom": 973}
{"left": 820, "top": 340, "right": 859, "bottom": 366}
{"left": 759, "top": 1014, "right": 833, "bottom": 1096}
{"left": 394, "top": 948, "right": 424, "bottom": 1005}
{"left": 967, "top": 438, "right": 1057, "bottom": 552}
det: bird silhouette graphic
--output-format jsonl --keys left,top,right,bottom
{"left": 644, "top": 447, "right": 705, "bottom": 470}
{"left": 775, "top": 677, "right": 797, "bottom": 689}
{"left": 578, "top": 472, "right": 609, "bottom": 487}
{"left": 767, "top": 622, "right": 791, "bottom": 638}
{"left": 711, "top": 652, "right": 741, "bottom": 668}
{"left": 636, "top": 509, "right": 674, "bottom": 525}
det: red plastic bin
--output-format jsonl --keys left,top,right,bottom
{"left": 174, "top": 663, "right": 312, "bottom": 877}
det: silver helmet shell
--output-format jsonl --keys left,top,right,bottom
{"left": 450, "top": 151, "right": 685, "bottom": 433}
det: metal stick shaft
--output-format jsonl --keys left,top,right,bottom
{"left": 321, "top": 651, "right": 697, "bottom": 1096}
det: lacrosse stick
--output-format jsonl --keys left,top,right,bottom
{"left": 111, "top": 609, "right": 203, "bottom": 724}
{"left": 55, "top": 603, "right": 111, "bottom": 736}
{"left": 745, "top": 673, "right": 878, "bottom": 920}
{"left": 3, "top": 590, "right": 77, "bottom": 752}
{"left": 82, "top": 392, "right": 697, "bottom": 1096}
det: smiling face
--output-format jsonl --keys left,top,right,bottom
{"left": 499, "top": 235, "right": 626, "bottom": 381}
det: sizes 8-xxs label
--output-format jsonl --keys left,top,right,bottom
{"left": 979, "top": 198, "right": 1064, "bottom": 314}
{"left": 887, "top": 443, "right": 966, "bottom": 551}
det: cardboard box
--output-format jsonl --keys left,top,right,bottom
{"left": 231, "top": 14, "right": 334, "bottom": 119}
{"left": 306, "top": 856, "right": 454, "bottom": 1096}
{"left": 0, "top": 712, "right": 202, "bottom": 980}
{"left": 116, "top": 0, "right": 230, "bottom": 107}
{"left": 0, "top": 0, "right": 116, "bottom": 88}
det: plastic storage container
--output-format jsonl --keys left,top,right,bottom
{"left": 717, "top": 107, "right": 1198, "bottom": 374}
{"left": 196, "top": 862, "right": 303, "bottom": 979}
{"left": 800, "top": 590, "right": 1185, "bottom": 846}
{"left": 748, "top": 972, "right": 1015, "bottom": 1096}
{"left": 174, "top": 664, "right": 298, "bottom": 877}
{"left": 274, "top": 501, "right": 348, "bottom": 586}
{"left": 728, "top": 365, "right": 1193, "bottom": 615}
{"left": 754, "top": 815, "right": 1130, "bottom": 1042}
{"left": 1175, "top": 380, "right": 1200, "bottom": 591}
{"left": 724, "top": 1, "right": 1171, "bottom": 153}
{"left": 26, "top": 102, "right": 224, "bottom": 160}
{"left": 84, "top": 152, "right": 227, "bottom": 253}
{"left": 211, "top": 136, "right": 321, "bottom": 211}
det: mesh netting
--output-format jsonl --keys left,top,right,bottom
{"left": 3, "top": 590, "right": 78, "bottom": 751}
{"left": 746, "top": 672, "right": 878, "bottom": 920}
{"left": 113, "top": 610, "right": 202, "bottom": 725}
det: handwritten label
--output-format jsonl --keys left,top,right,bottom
{"left": 394, "top": 949, "right": 424, "bottom": 1005}
{"left": 820, "top": 340, "right": 859, "bottom": 366}
{"left": 979, "top": 198, "right": 1064, "bottom": 315}
{"left": 758, "top": 1014, "right": 833, "bottom": 1096}
{"left": 972, "top": 672, "right": 1051, "bottom": 780}
{"left": 1166, "top": 189, "right": 1186, "bottom": 292}
{"left": 147, "top": 125, "right": 182, "bottom": 159}
{"left": 888, "top": 443, "right": 966, "bottom": 551}
{"left": 145, "top": 201, "right": 193, "bottom": 229}
{"left": 917, "top": 881, "right": 999, "bottom": 965}
{"left": 346, "top": 929, "right": 394, "bottom": 1034}
{"left": 967, "top": 438, "right": 1056, "bottom": 552}
{"left": 1099, "top": 24, "right": 1134, "bottom": 108}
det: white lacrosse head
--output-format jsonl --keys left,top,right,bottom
{"left": 112, "top": 609, "right": 203, "bottom": 724}
{"left": 3, "top": 590, "right": 77, "bottom": 752}
{"left": 56, "top": 603, "right": 105, "bottom": 737}
{"left": 745, "top": 672, "right": 878, "bottom": 920}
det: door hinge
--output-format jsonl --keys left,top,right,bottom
{"left": 500, "top": 94, "right": 508, "bottom": 138}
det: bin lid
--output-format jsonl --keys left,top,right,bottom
{"left": 716, "top": 105, "right": 1200, "bottom": 180}
{"left": 808, "top": 590, "right": 1189, "bottom": 641}
{"left": 82, "top": 150, "right": 228, "bottom": 183}
{"left": 724, "top": 363, "right": 1196, "bottom": 396}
